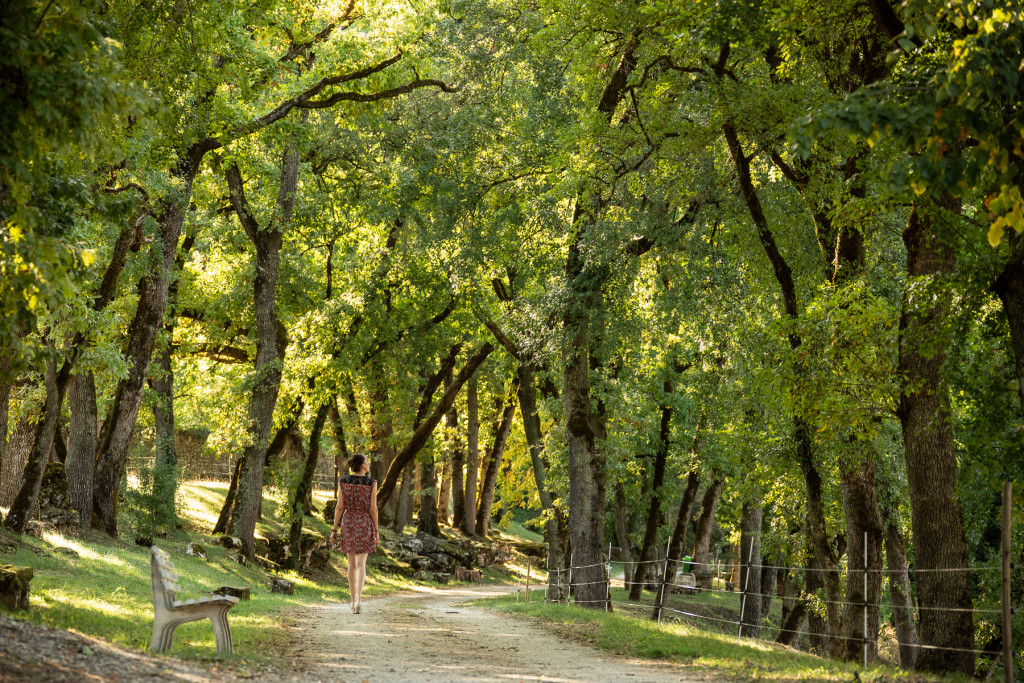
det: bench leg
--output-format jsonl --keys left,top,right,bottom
{"left": 151, "top": 619, "right": 178, "bottom": 653}
{"left": 210, "top": 608, "right": 233, "bottom": 654}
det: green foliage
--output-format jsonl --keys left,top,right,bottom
{"left": 121, "top": 460, "right": 180, "bottom": 542}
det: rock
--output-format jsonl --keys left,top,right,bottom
{"left": 270, "top": 578, "right": 294, "bottom": 595}
{"left": 133, "top": 536, "right": 153, "bottom": 548}
{"left": 433, "top": 572, "right": 450, "bottom": 584}
{"left": 507, "top": 539, "right": 546, "bottom": 559}
{"left": 256, "top": 556, "right": 280, "bottom": 572}
{"left": 307, "top": 547, "right": 331, "bottom": 570}
{"left": 53, "top": 547, "right": 80, "bottom": 558}
{"left": 185, "top": 542, "right": 207, "bottom": 559}
{"left": 266, "top": 538, "right": 290, "bottom": 566}
{"left": 454, "top": 567, "right": 482, "bottom": 583}
{"left": 217, "top": 536, "right": 243, "bottom": 550}
{"left": 0, "top": 565, "right": 33, "bottom": 610}
{"left": 226, "top": 553, "right": 249, "bottom": 567}
{"left": 322, "top": 499, "right": 337, "bottom": 525}
{"left": 212, "top": 586, "right": 250, "bottom": 601}
{"left": 28, "top": 546, "right": 52, "bottom": 558}
{"left": 37, "top": 463, "right": 79, "bottom": 534}
{"left": 25, "top": 521, "right": 58, "bottom": 539}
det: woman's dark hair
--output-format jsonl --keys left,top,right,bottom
{"left": 347, "top": 453, "right": 367, "bottom": 473}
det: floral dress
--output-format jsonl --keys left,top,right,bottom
{"left": 335, "top": 474, "right": 377, "bottom": 554}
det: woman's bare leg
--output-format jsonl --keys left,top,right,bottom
{"left": 354, "top": 553, "right": 369, "bottom": 606}
{"left": 346, "top": 553, "right": 359, "bottom": 609}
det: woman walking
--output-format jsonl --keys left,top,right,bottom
{"left": 330, "top": 454, "right": 378, "bottom": 613}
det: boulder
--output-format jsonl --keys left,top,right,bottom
{"left": 185, "top": 542, "right": 207, "bottom": 560}
{"left": 212, "top": 586, "right": 251, "bottom": 601}
{"left": 270, "top": 578, "right": 294, "bottom": 595}
{"left": 454, "top": 567, "right": 482, "bottom": 583}
{"left": 322, "top": 499, "right": 337, "bottom": 525}
{"left": 25, "top": 521, "right": 58, "bottom": 539}
{"left": 256, "top": 555, "right": 280, "bottom": 572}
{"left": 37, "top": 463, "right": 79, "bottom": 534}
{"left": 0, "top": 565, "right": 33, "bottom": 610}
{"left": 53, "top": 547, "right": 80, "bottom": 558}
{"left": 227, "top": 553, "right": 249, "bottom": 567}
{"left": 217, "top": 536, "right": 243, "bottom": 550}
{"left": 307, "top": 547, "right": 331, "bottom": 570}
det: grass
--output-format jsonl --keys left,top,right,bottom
{"left": 472, "top": 587, "right": 968, "bottom": 682}
{"left": 0, "top": 482, "right": 484, "bottom": 667}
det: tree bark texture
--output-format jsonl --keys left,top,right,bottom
{"left": 437, "top": 458, "right": 451, "bottom": 524}
{"left": 394, "top": 466, "right": 414, "bottom": 530}
{"left": 447, "top": 400, "right": 464, "bottom": 529}
{"left": 5, "top": 355, "right": 62, "bottom": 533}
{"left": 476, "top": 395, "right": 516, "bottom": 536}
{"left": 92, "top": 146, "right": 209, "bottom": 535}
{"left": 613, "top": 481, "right": 635, "bottom": 591}
{"left": 760, "top": 551, "right": 778, "bottom": 620}
{"left": 691, "top": 478, "right": 723, "bottom": 568}
{"left": 417, "top": 452, "right": 440, "bottom": 536}
{"left": 66, "top": 372, "right": 98, "bottom": 528}
{"left": 993, "top": 230, "right": 1024, "bottom": 416}
{"left": 898, "top": 200, "right": 974, "bottom": 675}
{"left": 225, "top": 140, "right": 298, "bottom": 558}
{"left": 0, "top": 420, "right": 28, "bottom": 507}
{"left": 840, "top": 460, "right": 884, "bottom": 662}
{"left": 287, "top": 402, "right": 329, "bottom": 568}
{"left": 738, "top": 500, "right": 763, "bottom": 638}
{"left": 630, "top": 377, "right": 674, "bottom": 600}
{"left": 884, "top": 519, "right": 919, "bottom": 669}
{"left": 462, "top": 375, "right": 479, "bottom": 535}
{"left": 0, "top": 344, "right": 10, "bottom": 497}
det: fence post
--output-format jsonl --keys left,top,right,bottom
{"left": 863, "top": 530, "right": 868, "bottom": 669}
{"left": 739, "top": 542, "right": 754, "bottom": 638}
{"left": 567, "top": 552, "right": 574, "bottom": 605}
{"left": 526, "top": 557, "right": 531, "bottom": 603}
{"left": 1002, "top": 482, "right": 1013, "bottom": 683}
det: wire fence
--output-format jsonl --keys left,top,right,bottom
{"left": 532, "top": 545, "right": 1015, "bottom": 663}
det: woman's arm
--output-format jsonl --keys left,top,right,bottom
{"left": 330, "top": 484, "right": 345, "bottom": 543}
{"left": 369, "top": 482, "right": 379, "bottom": 533}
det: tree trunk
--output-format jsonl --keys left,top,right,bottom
{"left": 630, "top": 378, "right": 674, "bottom": 600}
{"left": 448, "top": 402, "right": 464, "bottom": 530}
{"left": 66, "top": 372, "right": 97, "bottom": 528}
{"left": 777, "top": 596, "right": 808, "bottom": 646}
{"left": 463, "top": 375, "right": 479, "bottom": 535}
{"left": 0, "top": 342, "right": 10, "bottom": 483}
{"left": 884, "top": 519, "right": 918, "bottom": 669}
{"left": 0, "top": 417, "right": 34, "bottom": 507}
{"left": 377, "top": 343, "right": 494, "bottom": 506}
{"left": 613, "top": 481, "right": 635, "bottom": 591}
{"left": 992, "top": 205, "right": 1024, "bottom": 416}
{"left": 417, "top": 452, "right": 440, "bottom": 536}
{"left": 92, "top": 147, "right": 208, "bottom": 535}
{"left": 5, "top": 355, "right": 64, "bottom": 533}
{"left": 738, "top": 500, "right": 763, "bottom": 638}
{"left": 898, "top": 200, "right": 974, "bottom": 675}
{"left": 225, "top": 139, "right": 298, "bottom": 558}
{"left": 476, "top": 396, "right": 515, "bottom": 536}
{"left": 394, "top": 466, "right": 413, "bottom": 531}
{"left": 213, "top": 459, "right": 242, "bottom": 535}
{"left": 653, "top": 468, "right": 701, "bottom": 620}
{"left": 438, "top": 457, "right": 451, "bottom": 525}
{"left": 841, "top": 459, "right": 884, "bottom": 663}
{"left": 287, "top": 402, "right": 329, "bottom": 568}
{"left": 328, "top": 397, "right": 349, "bottom": 489}
{"left": 760, "top": 550, "right": 778, "bottom": 620}
{"left": 725, "top": 121, "right": 845, "bottom": 655}
{"left": 691, "top": 478, "right": 723, "bottom": 568}
{"left": 516, "top": 362, "right": 565, "bottom": 601}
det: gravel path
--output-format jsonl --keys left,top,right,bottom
{"left": 0, "top": 585, "right": 708, "bottom": 682}
{"left": 266, "top": 584, "right": 703, "bottom": 683}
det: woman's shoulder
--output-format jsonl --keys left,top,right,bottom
{"left": 339, "top": 474, "right": 376, "bottom": 486}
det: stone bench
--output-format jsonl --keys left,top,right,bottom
{"left": 150, "top": 546, "right": 239, "bottom": 654}
{"left": 0, "top": 565, "right": 33, "bottom": 610}
{"left": 672, "top": 572, "right": 701, "bottom": 595}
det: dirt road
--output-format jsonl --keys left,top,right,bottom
{"left": 271, "top": 584, "right": 700, "bottom": 683}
